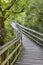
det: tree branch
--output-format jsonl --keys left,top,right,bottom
{"left": 0, "top": 6, "right": 2, "bottom": 12}
{"left": 4, "top": 12, "right": 10, "bottom": 21}
{"left": 4, "top": 8, "right": 24, "bottom": 21}
{"left": 3, "top": 0, "right": 16, "bottom": 16}
{"left": 0, "top": 6, "right": 6, "bottom": 16}
{"left": 0, "top": 6, "right": 3, "bottom": 15}
{"left": 12, "top": 8, "right": 24, "bottom": 14}
{"left": 4, "top": 0, "right": 16, "bottom": 11}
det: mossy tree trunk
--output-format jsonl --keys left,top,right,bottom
{"left": 0, "top": 17, "right": 6, "bottom": 46}
{"left": 0, "top": 18, "right": 9, "bottom": 65}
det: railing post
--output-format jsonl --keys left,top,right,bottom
{"left": 19, "top": 33, "right": 22, "bottom": 49}
{"left": 6, "top": 49, "right": 9, "bottom": 65}
{"left": 14, "top": 31, "right": 18, "bottom": 58}
{"left": 0, "top": 55, "right": 1, "bottom": 65}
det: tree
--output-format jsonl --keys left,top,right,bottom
{"left": 0, "top": 0, "right": 25, "bottom": 46}
{"left": 0, "top": 0, "right": 16, "bottom": 45}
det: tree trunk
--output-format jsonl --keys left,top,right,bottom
{"left": 0, "top": 17, "right": 9, "bottom": 65}
{"left": 0, "top": 17, "right": 5, "bottom": 46}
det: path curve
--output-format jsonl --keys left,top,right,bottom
{"left": 14, "top": 34, "right": 43, "bottom": 65}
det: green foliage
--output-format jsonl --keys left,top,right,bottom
{"left": 0, "top": 0, "right": 43, "bottom": 43}
{"left": 5, "top": 19, "right": 15, "bottom": 42}
{"left": 26, "top": 0, "right": 43, "bottom": 33}
{"left": 15, "top": 12, "right": 26, "bottom": 25}
{"left": 14, "top": 0, "right": 43, "bottom": 33}
{"left": 0, "top": 0, "right": 11, "bottom": 10}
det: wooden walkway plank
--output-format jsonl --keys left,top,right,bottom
{"left": 14, "top": 34, "right": 43, "bottom": 65}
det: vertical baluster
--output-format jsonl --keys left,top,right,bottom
{"left": 6, "top": 49, "right": 9, "bottom": 65}
{"left": 20, "top": 33, "right": 22, "bottom": 47}
{"left": 0, "top": 55, "right": 1, "bottom": 65}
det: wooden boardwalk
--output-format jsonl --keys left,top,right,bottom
{"left": 14, "top": 34, "right": 43, "bottom": 65}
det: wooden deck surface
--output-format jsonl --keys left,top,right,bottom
{"left": 14, "top": 34, "right": 43, "bottom": 65}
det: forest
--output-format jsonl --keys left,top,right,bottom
{"left": 0, "top": 0, "right": 43, "bottom": 45}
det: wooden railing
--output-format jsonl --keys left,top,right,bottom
{"left": 16, "top": 22, "right": 43, "bottom": 46}
{"left": 0, "top": 25, "right": 22, "bottom": 65}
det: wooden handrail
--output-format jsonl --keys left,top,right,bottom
{"left": 0, "top": 24, "right": 22, "bottom": 65}
{"left": 16, "top": 23, "right": 43, "bottom": 37}
{"left": 0, "top": 37, "right": 20, "bottom": 55}
{"left": 0, "top": 38, "right": 17, "bottom": 50}
{"left": 21, "top": 28, "right": 43, "bottom": 42}
{"left": 20, "top": 29, "right": 43, "bottom": 46}
{"left": 16, "top": 22, "right": 43, "bottom": 46}
{"left": 1, "top": 42, "right": 21, "bottom": 65}
{"left": 18, "top": 26, "right": 43, "bottom": 42}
